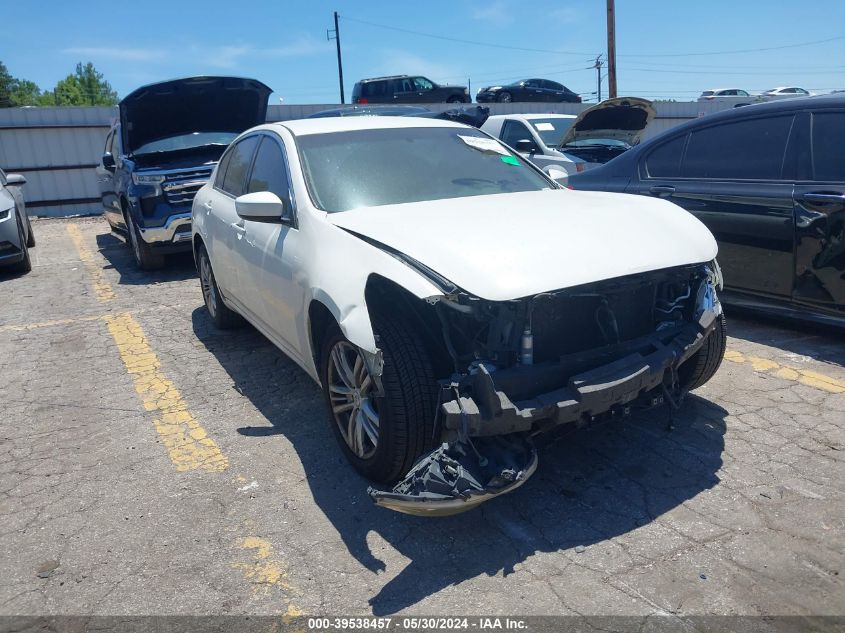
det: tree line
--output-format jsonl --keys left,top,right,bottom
{"left": 0, "top": 61, "right": 118, "bottom": 107}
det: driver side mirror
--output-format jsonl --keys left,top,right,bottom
{"left": 515, "top": 139, "right": 538, "bottom": 153}
{"left": 5, "top": 173, "right": 26, "bottom": 186}
{"left": 235, "top": 191, "right": 290, "bottom": 223}
{"left": 102, "top": 153, "right": 116, "bottom": 171}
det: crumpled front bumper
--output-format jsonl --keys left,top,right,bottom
{"left": 369, "top": 308, "right": 719, "bottom": 516}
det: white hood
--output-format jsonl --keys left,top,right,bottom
{"left": 328, "top": 189, "right": 717, "bottom": 302}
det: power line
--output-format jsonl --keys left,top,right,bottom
{"left": 341, "top": 14, "right": 845, "bottom": 59}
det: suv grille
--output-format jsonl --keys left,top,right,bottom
{"left": 161, "top": 168, "right": 213, "bottom": 206}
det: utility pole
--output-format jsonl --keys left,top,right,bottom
{"left": 606, "top": 0, "right": 617, "bottom": 98}
{"left": 593, "top": 55, "right": 604, "bottom": 102}
{"left": 327, "top": 11, "right": 345, "bottom": 104}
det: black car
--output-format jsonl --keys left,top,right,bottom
{"left": 96, "top": 76, "right": 271, "bottom": 269}
{"left": 476, "top": 79, "right": 582, "bottom": 104}
{"left": 351, "top": 75, "right": 470, "bottom": 104}
{"left": 568, "top": 94, "right": 845, "bottom": 327}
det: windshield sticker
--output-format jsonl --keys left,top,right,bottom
{"left": 458, "top": 134, "right": 510, "bottom": 156}
{"left": 500, "top": 155, "right": 520, "bottom": 166}
{"left": 534, "top": 122, "right": 555, "bottom": 131}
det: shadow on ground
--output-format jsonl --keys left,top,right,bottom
{"left": 95, "top": 232, "right": 197, "bottom": 285}
{"left": 725, "top": 308, "right": 845, "bottom": 367}
{"left": 192, "top": 308, "right": 728, "bottom": 615}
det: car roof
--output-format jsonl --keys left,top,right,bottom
{"left": 273, "top": 116, "right": 470, "bottom": 136}
{"left": 486, "top": 113, "right": 577, "bottom": 122}
{"left": 356, "top": 75, "right": 410, "bottom": 83}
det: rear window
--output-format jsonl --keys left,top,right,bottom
{"left": 812, "top": 112, "right": 845, "bottom": 182}
{"left": 681, "top": 116, "right": 793, "bottom": 180}
{"left": 700, "top": 91, "right": 714, "bottom": 97}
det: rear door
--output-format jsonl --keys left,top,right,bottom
{"left": 203, "top": 134, "right": 260, "bottom": 296}
{"left": 792, "top": 110, "right": 845, "bottom": 315}
{"left": 630, "top": 114, "right": 796, "bottom": 299}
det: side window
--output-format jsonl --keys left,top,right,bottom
{"left": 104, "top": 131, "right": 113, "bottom": 154}
{"left": 221, "top": 136, "right": 260, "bottom": 196}
{"left": 645, "top": 134, "right": 687, "bottom": 178}
{"left": 109, "top": 130, "right": 119, "bottom": 156}
{"left": 413, "top": 77, "right": 433, "bottom": 91}
{"left": 811, "top": 112, "right": 845, "bottom": 182}
{"left": 500, "top": 121, "right": 532, "bottom": 148}
{"left": 215, "top": 147, "right": 234, "bottom": 189}
{"left": 246, "top": 136, "right": 291, "bottom": 201}
{"left": 362, "top": 81, "right": 386, "bottom": 98}
{"left": 681, "top": 116, "right": 793, "bottom": 180}
{"left": 398, "top": 78, "right": 415, "bottom": 93}
{"left": 524, "top": 80, "right": 539, "bottom": 89}
{"left": 546, "top": 81, "right": 563, "bottom": 91}
{"left": 737, "top": 90, "right": 749, "bottom": 96}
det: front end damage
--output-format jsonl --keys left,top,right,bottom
{"left": 368, "top": 262, "right": 723, "bottom": 515}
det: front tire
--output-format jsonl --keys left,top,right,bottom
{"left": 24, "top": 213, "right": 35, "bottom": 248}
{"left": 9, "top": 213, "right": 32, "bottom": 274}
{"left": 125, "top": 209, "right": 165, "bottom": 271}
{"left": 320, "top": 314, "right": 439, "bottom": 483}
{"left": 197, "top": 244, "right": 242, "bottom": 329}
{"left": 679, "top": 314, "right": 727, "bottom": 391}
{"left": 497, "top": 91, "right": 513, "bottom": 103}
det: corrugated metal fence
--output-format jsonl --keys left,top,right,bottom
{"left": 0, "top": 101, "right": 737, "bottom": 217}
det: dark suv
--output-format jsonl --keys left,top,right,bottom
{"left": 96, "top": 76, "right": 270, "bottom": 269}
{"left": 568, "top": 94, "right": 845, "bottom": 327}
{"left": 351, "top": 75, "right": 469, "bottom": 104}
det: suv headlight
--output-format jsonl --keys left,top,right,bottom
{"left": 132, "top": 173, "right": 166, "bottom": 186}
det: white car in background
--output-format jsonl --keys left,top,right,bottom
{"left": 762, "top": 86, "right": 814, "bottom": 99}
{"left": 697, "top": 88, "right": 761, "bottom": 106}
{"left": 480, "top": 113, "right": 582, "bottom": 180}
{"left": 191, "top": 116, "right": 725, "bottom": 515}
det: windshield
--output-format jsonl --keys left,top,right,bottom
{"left": 297, "top": 126, "right": 552, "bottom": 213}
{"left": 528, "top": 118, "right": 575, "bottom": 146}
{"left": 133, "top": 131, "right": 239, "bottom": 155}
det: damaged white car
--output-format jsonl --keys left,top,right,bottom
{"left": 191, "top": 116, "right": 726, "bottom": 516}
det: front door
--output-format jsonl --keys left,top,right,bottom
{"left": 96, "top": 130, "right": 120, "bottom": 225}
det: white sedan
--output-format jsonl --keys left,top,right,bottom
{"left": 192, "top": 116, "right": 726, "bottom": 515}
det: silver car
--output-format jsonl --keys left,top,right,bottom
{"left": 0, "top": 169, "right": 35, "bottom": 274}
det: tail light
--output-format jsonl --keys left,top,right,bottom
{"left": 357, "top": 98, "right": 369, "bottom": 104}
{"left": 575, "top": 96, "right": 582, "bottom": 103}
{"left": 575, "top": 163, "right": 586, "bottom": 173}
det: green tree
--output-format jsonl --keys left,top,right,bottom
{"left": 73, "top": 62, "right": 118, "bottom": 106}
{"left": 0, "top": 61, "right": 14, "bottom": 107}
{"left": 54, "top": 73, "right": 85, "bottom": 105}
{"left": 9, "top": 79, "right": 43, "bottom": 106}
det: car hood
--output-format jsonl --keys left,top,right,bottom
{"left": 328, "top": 189, "right": 717, "bottom": 301}
{"left": 559, "top": 97, "right": 655, "bottom": 147}
{"left": 119, "top": 76, "right": 271, "bottom": 155}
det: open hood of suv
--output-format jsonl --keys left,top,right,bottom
{"left": 559, "top": 97, "right": 655, "bottom": 147}
{"left": 119, "top": 76, "right": 271, "bottom": 155}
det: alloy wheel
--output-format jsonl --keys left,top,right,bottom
{"left": 127, "top": 216, "right": 142, "bottom": 263}
{"left": 327, "top": 341, "right": 379, "bottom": 459}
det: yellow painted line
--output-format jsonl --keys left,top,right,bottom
{"left": 0, "top": 314, "right": 106, "bottom": 333}
{"left": 105, "top": 312, "right": 228, "bottom": 472}
{"left": 725, "top": 349, "right": 845, "bottom": 394}
{"left": 232, "top": 536, "right": 294, "bottom": 594}
{"left": 66, "top": 224, "right": 115, "bottom": 302}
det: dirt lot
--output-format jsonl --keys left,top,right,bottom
{"left": 1, "top": 217, "right": 843, "bottom": 617}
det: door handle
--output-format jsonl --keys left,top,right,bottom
{"left": 231, "top": 221, "right": 246, "bottom": 232}
{"left": 649, "top": 185, "right": 676, "bottom": 196}
{"left": 799, "top": 192, "right": 845, "bottom": 204}
{"left": 203, "top": 199, "right": 213, "bottom": 211}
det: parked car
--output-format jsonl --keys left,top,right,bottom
{"left": 763, "top": 87, "right": 814, "bottom": 99}
{"left": 192, "top": 116, "right": 726, "bottom": 515}
{"left": 96, "top": 76, "right": 271, "bottom": 269}
{"left": 698, "top": 88, "right": 762, "bottom": 107}
{"left": 476, "top": 79, "right": 581, "bottom": 103}
{"left": 557, "top": 97, "right": 655, "bottom": 166}
{"left": 351, "top": 75, "right": 470, "bottom": 104}
{"left": 568, "top": 93, "right": 845, "bottom": 328}
{"left": 0, "top": 168, "right": 34, "bottom": 274}
{"left": 480, "top": 114, "right": 583, "bottom": 179}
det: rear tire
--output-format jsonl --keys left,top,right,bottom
{"left": 197, "top": 244, "right": 243, "bottom": 329}
{"left": 125, "top": 209, "right": 165, "bottom": 271}
{"left": 446, "top": 96, "right": 463, "bottom": 104}
{"left": 679, "top": 314, "right": 727, "bottom": 391}
{"left": 9, "top": 213, "right": 32, "bottom": 274}
{"left": 320, "top": 313, "right": 439, "bottom": 483}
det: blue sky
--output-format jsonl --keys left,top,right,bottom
{"left": 4, "top": 0, "right": 845, "bottom": 103}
